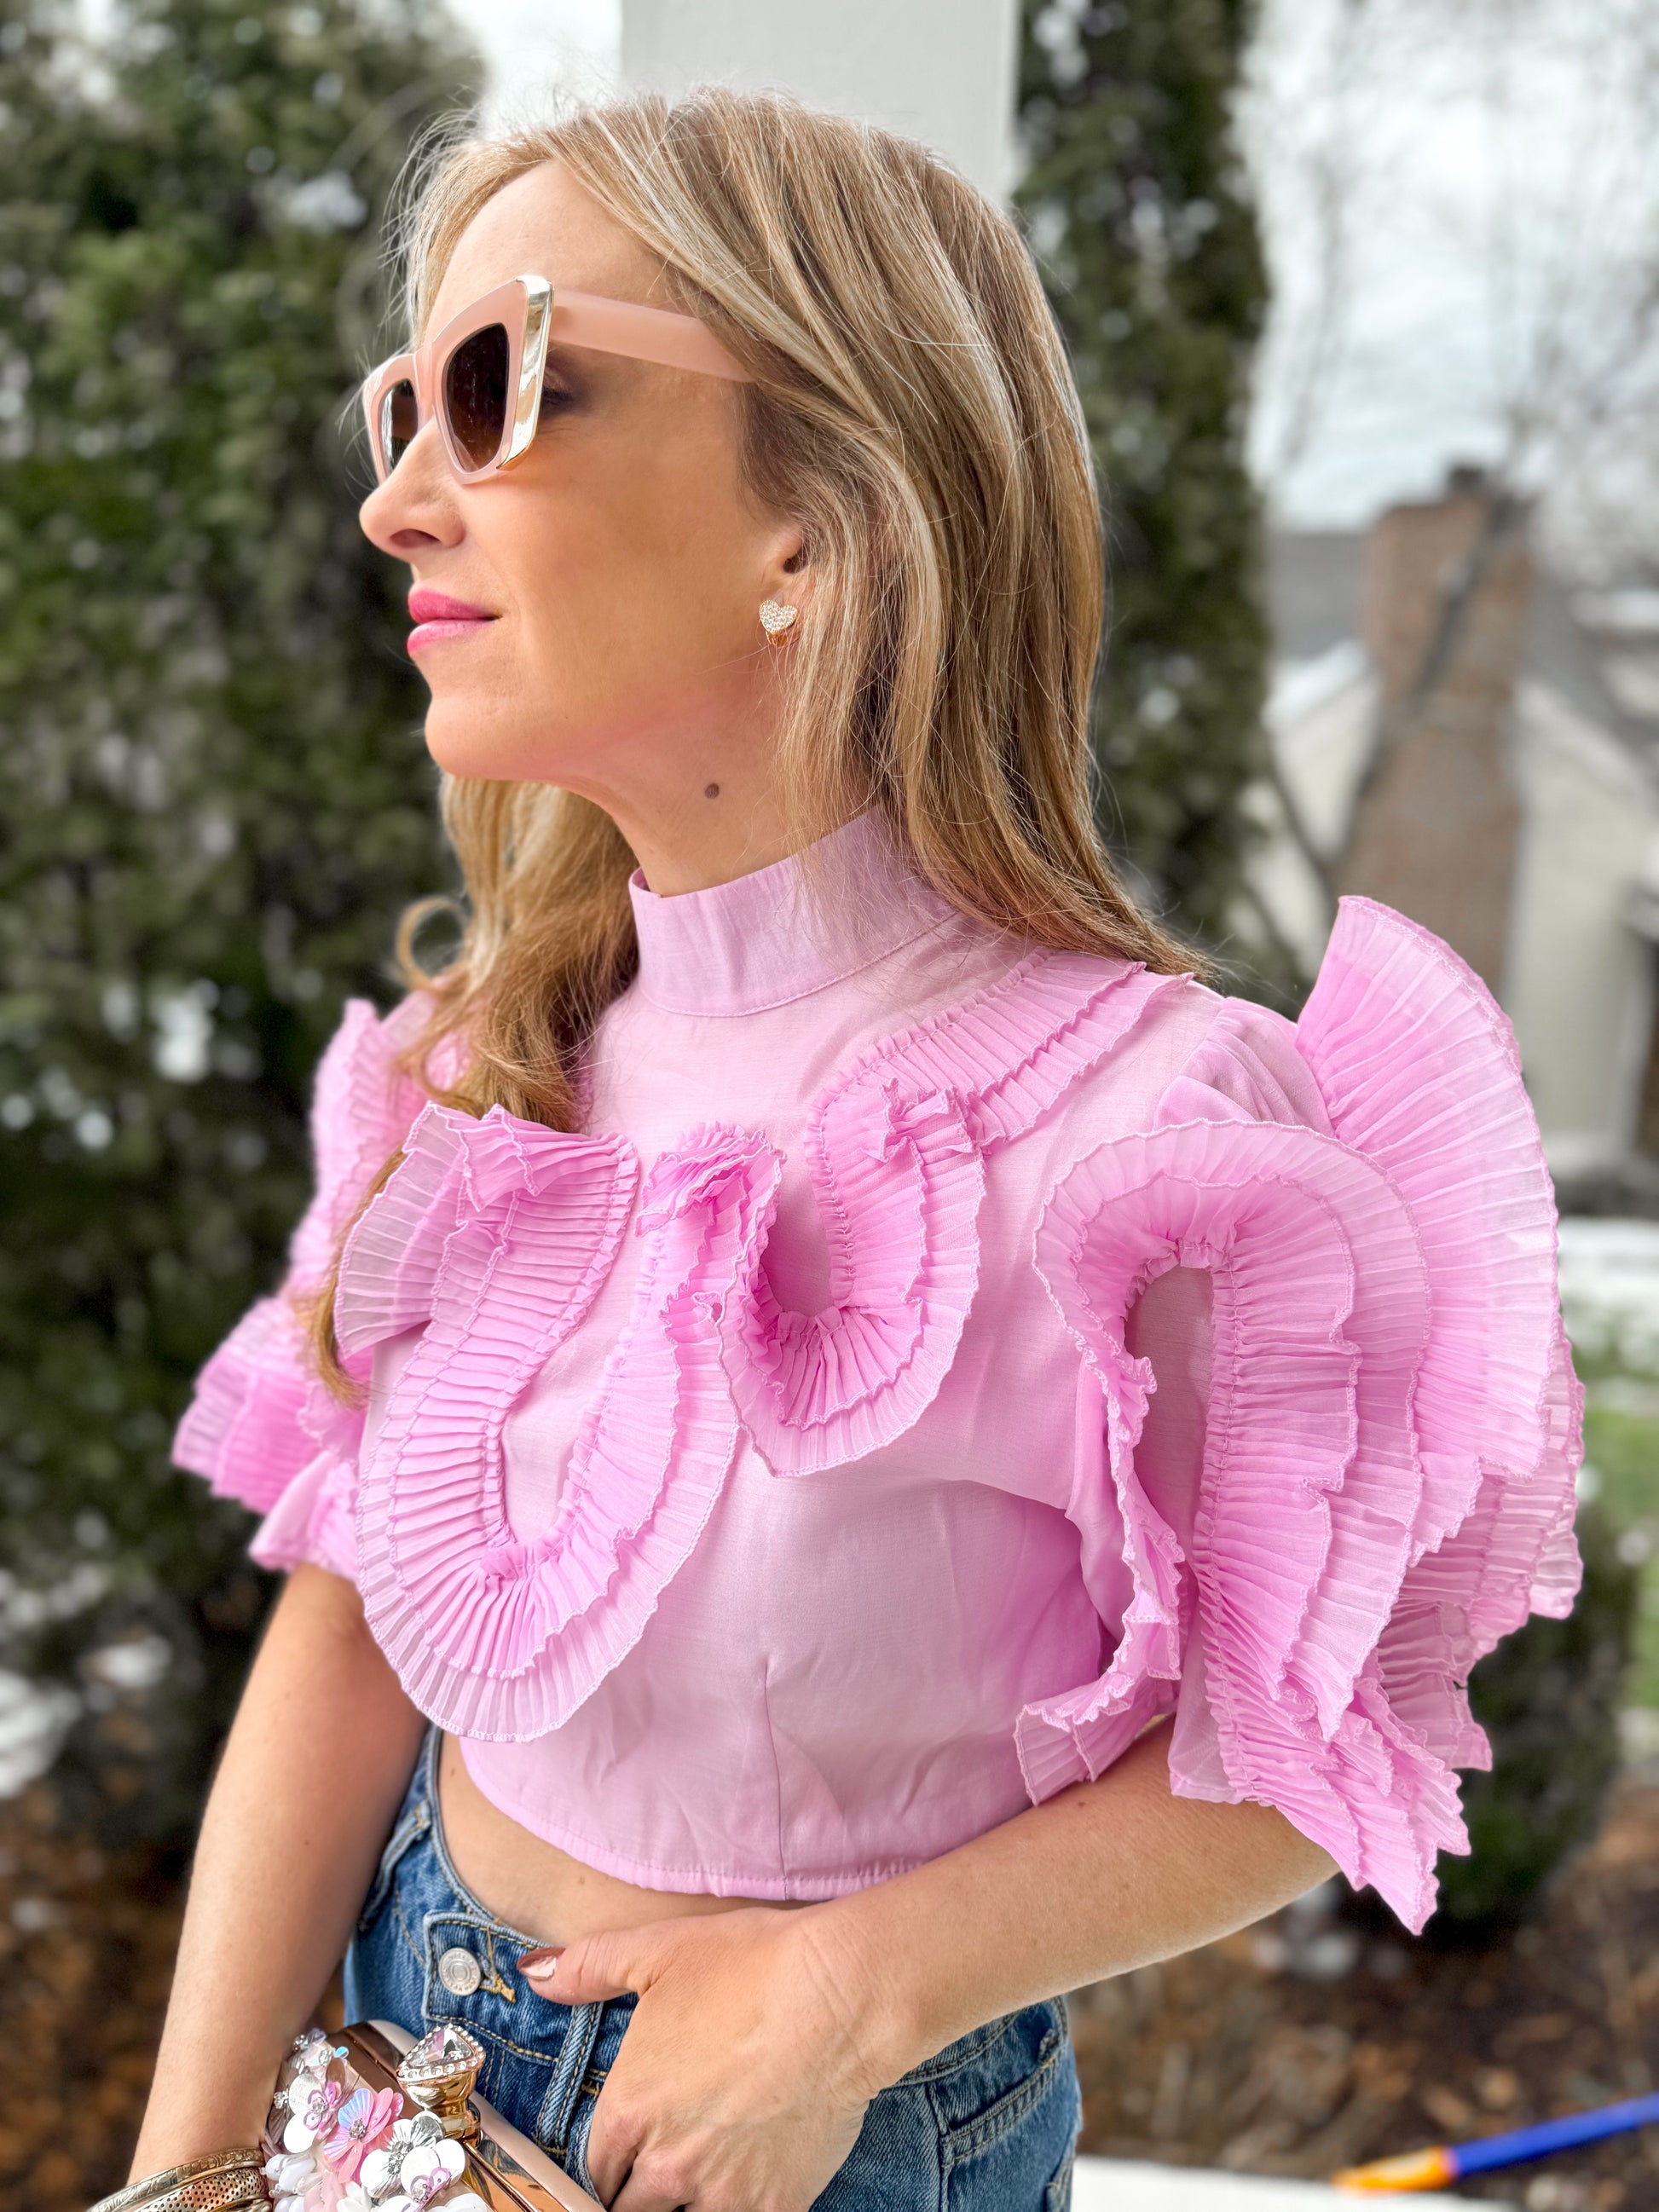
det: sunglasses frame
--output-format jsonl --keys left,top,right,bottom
{"left": 359, "top": 272, "right": 754, "bottom": 487}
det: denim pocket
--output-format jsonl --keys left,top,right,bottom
{"left": 564, "top": 2082, "right": 602, "bottom": 2201}
{"left": 932, "top": 2000, "right": 1066, "bottom": 2149}
{"left": 936, "top": 2000, "right": 1078, "bottom": 2211}
{"left": 1044, "top": 2140, "right": 1076, "bottom": 2210}
{"left": 356, "top": 1796, "right": 431, "bottom": 1938}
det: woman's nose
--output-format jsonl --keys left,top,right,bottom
{"left": 358, "top": 419, "right": 463, "bottom": 557}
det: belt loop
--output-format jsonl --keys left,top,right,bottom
{"left": 534, "top": 1999, "right": 605, "bottom": 2159}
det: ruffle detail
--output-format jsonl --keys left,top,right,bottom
{"left": 351, "top": 1107, "right": 640, "bottom": 1736}
{"left": 353, "top": 1112, "right": 801, "bottom": 1738}
{"left": 171, "top": 1295, "right": 321, "bottom": 1515}
{"left": 249, "top": 1447, "right": 360, "bottom": 1581}
{"left": 1026, "top": 1120, "right": 1436, "bottom": 1889}
{"left": 286, "top": 996, "right": 429, "bottom": 1291}
{"left": 720, "top": 1081, "right": 985, "bottom": 1475}
{"left": 334, "top": 1100, "right": 600, "bottom": 1357}
{"left": 171, "top": 995, "right": 429, "bottom": 1513}
{"left": 1012, "top": 1307, "right": 1187, "bottom": 1805}
{"left": 1298, "top": 900, "right": 1584, "bottom": 1763}
{"left": 1025, "top": 898, "right": 1583, "bottom": 1934}
{"left": 721, "top": 951, "right": 1177, "bottom": 1475}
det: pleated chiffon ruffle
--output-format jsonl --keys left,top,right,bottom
{"left": 1023, "top": 899, "right": 1581, "bottom": 1931}
{"left": 171, "top": 994, "right": 425, "bottom": 1510}
{"left": 331, "top": 953, "right": 1176, "bottom": 1738}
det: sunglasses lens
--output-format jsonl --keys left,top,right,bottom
{"left": 444, "top": 322, "right": 512, "bottom": 470}
{"left": 379, "top": 378, "right": 418, "bottom": 476}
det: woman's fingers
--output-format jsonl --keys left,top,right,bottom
{"left": 520, "top": 1917, "right": 680, "bottom": 2005}
{"left": 545, "top": 1908, "right": 870, "bottom": 2212}
{"left": 582, "top": 2079, "right": 652, "bottom": 2207}
{"left": 604, "top": 2145, "right": 696, "bottom": 2212}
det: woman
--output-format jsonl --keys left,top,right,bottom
{"left": 129, "top": 85, "right": 1581, "bottom": 2212}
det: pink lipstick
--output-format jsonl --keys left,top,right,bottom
{"left": 408, "top": 586, "right": 498, "bottom": 654}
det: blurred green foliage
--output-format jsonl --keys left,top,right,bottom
{"left": 1014, "top": 0, "right": 1273, "bottom": 957}
{"left": 0, "top": 0, "right": 479, "bottom": 1820}
{"left": 1429, "top": 1499, "right": 1637, "bottom": 1938}
{"left": 1580, "top": 1393, "right": 1659, "bottom": 1709}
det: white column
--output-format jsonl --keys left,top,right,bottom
{"left": 621, "top": 0, "right": 1023, "bottom": 203}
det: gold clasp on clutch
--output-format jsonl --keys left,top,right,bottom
{"left": 396, "top": 2020, "right": 486, "bottom": 2142}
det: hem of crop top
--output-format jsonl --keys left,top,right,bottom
{"left": 454, "top": 1735, "right": 939, "bottom": 1901}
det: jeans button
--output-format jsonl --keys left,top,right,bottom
{"left": 437, "top": 1943, "right": 483, "bottom": 1996}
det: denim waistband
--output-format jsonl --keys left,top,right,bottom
{"left": 344, "top": 1725, "right": 1082, "bottom": 2209}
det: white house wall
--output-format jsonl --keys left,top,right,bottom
{"left": 1506, "top": 677, "right": 1658, "bottom": 1168}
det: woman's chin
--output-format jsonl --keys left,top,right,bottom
{"left": 422, "top": 713, "right": 569, "bottom": 784}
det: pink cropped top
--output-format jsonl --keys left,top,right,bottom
{"left": 173, "top": 806, "right": 1582, "bottom": 1932}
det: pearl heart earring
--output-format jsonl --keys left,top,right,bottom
{"left": 759, "top": 598, "right": 799, "bottom": 645}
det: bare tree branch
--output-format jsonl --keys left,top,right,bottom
{"left": 1261, "top": 746, "right": 1338, "bottom": 915}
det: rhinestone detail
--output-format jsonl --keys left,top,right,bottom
{"left": 398, "top": 2019, "right": 485, "bottom": 2083}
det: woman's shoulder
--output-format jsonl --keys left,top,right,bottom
{"left": 1135, "top": 973, "right": 1332, "bottom": 1135}
{"left": 1032, "top": 891, "right": 1533, "bottom": 1162}
{"left": 952, "top": 941, "right": 1311, "bottom": 1167}
{"left": 1026, "top": 895, "right": 1567, "bottom": 1412}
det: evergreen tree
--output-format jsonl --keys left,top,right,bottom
{"left": 1014, "top": 0, "right": 1271, "bottom": 955}
{"left": 0, "top": 0, "right": 479, "bottom": 1830}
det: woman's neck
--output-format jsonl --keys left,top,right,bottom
{"left": 623, "top": 792, "right": 856, "bottom": 898}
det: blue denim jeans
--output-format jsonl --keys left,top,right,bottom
{"left": 344, "top": 1730, "right": 1081, "bottom": 2209}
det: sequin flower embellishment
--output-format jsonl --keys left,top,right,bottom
{"left": 320, "top": 2085, "right": 402, "bottom": 2178}
{"left": 283, "top": 2074, "right": 345, "bottom": 2152}
{"left": 359, "top": 2113, "right": 468, "bottom": 2209}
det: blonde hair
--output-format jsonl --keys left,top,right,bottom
{"left": 311, "top": 83, "right": 1199, "bottom": 1389}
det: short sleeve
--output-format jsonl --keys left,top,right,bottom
{"left": 1024, "top": 898, "right": 1582, "bottom": 1932}
{"left": 246, "top": 1444, "right": 361, "bottom": 1581}
{"left": 170, "top": 992, "right": 434, "bottom": 1579}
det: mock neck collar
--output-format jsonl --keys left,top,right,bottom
{"left": 627, "top": 806, "right": 959, "bottom": 1017}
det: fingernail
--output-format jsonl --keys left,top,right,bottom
{"left": 517, "top": 1945, "right": 564, "bottom": 1976}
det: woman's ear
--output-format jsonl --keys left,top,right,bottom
{"left": 766, "top": 523, "right": 812, "bottom": 595}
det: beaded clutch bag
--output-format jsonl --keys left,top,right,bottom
{"left": 261, "top": 2019, "right": 603, "bottom": 2212}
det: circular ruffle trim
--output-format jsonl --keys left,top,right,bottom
{"left": 171, "top": 995, "right": 425, "bottom": 1511}
{"left": 1021, "top": 898, "right": 1582, "bottom": 1934}
{"left": 337, "top": 955, "right": 1176, "bottom": 1736}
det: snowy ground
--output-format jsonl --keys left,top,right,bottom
{"left": 1076, "top": 2163, "right": 1497, "bottom": 2209}
{"left": 0, "top": 1670, "right": 77, "bottom": 1798}
{"left": 1558, "top": 1218, "right": 1659, "bottom": 1373}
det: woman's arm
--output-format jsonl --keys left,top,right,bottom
{"left": 535, "top": 1719, "right": 1334, "bottom": 2212}
{"left": 824, "top": 1716, "right": 1336, "bottom": 2071}
{"left": 130, "top": 1563, "right": 426, "bottom": 2179}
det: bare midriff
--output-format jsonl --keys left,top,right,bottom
{"left": 436, "top": 1731, "right": 806, "bottom": 1947}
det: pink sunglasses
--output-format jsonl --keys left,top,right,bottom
{"left": 360, "top": 271, "right": 754, "bottom": 485}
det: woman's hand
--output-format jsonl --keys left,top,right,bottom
{"left": 513, "top": 1728, "right": 1337, "bottom": 2209}
{"left": 519, "top": 1903, "right": 905, "bottom": 2212}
